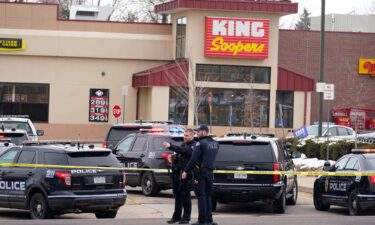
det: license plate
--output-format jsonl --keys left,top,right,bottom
{"left": 234, "top": 173, "right": 247, "bottom": 179}
{"left": 94, "top": 176, "right": 106, "bottom": 184}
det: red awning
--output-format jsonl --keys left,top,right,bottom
{"left": 277, "top": 67, "right": 315, "bottom": 92}
{"left": 155, "top": 0, "right": 298, "bottom": 15}
{"left": 132, "top": 60, "right": 189, "bottom": 87}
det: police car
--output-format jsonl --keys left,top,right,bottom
{"left": 0, "top": 128, "right": 30, "bottom": 145}
{"left": 0, "top": 141, "right": 126, "bottom": 219}
{"left": 212, "top": 133, "right": 298, "bottom": 213}
{"left": 112, "top": 128, "right": 184, "bottom": 196}
{"left": 313, "top": 149, "right": 375, "bottom": 215}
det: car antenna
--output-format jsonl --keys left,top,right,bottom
{"left": 77, "top": 133, "right": 81, "bottom": 150}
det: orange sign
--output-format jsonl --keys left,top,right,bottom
{"left": 205, "top": 17, "right": 269, "bottom": 59}
{"left": 359, "top": 59, "right": 375, "bottom": 76}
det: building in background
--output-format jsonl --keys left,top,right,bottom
{"left": 310, "top": 14, "right": 375, "bottom": 32}
{"left": 69, "top": 5, "right": 113, "bottom": 21}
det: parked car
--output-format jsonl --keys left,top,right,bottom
{"left": 313, "top": 149, "right": 375, "bottom": 215}
{"left": 0, "top": 142, "right": 126, "bottom": 219}
{"left": 0, "top": 128, "right": 30, "bottom": 145}
{"left": 112, "top": 130, "right": 184, "bottom": 196}
{"left": 212, "top": 133, "right": 298, "bottom": 213}
{"left": 0, "top": 116, "right": 44, "bottom": 141}
{"left": 297, "top": 124, "right": 356, "bottom": 146}
{"left": 103, "top": 120, "right": 184, "bottom": 150}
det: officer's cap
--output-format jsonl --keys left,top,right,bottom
{"left": 196, "top": 124, "right": 209, "bottom": 132}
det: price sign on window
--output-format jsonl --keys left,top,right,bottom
{"left": 89, "top": 89, "right": 109, "bottom": 122}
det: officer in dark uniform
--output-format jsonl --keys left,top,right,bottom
{"left": 163, "top": 128, "right": 195, "bottom": 224}
{"left": 182, "top": 124, "right": 219, "bottom": 225}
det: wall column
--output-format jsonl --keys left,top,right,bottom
{"left": 150, "top": 87, "right": 170, "bottom": 121}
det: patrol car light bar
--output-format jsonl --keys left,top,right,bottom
{"left": 135, "top": 120, "right": 173, "bottom": 124}
{"left": 226, "top": 132, "right": 275, "bottom": 138}
{"left": 22, "top": 140, "right": 102, "bottom": 146}
{"left": 352, "top": 149, "right": 375, "bottom": 154}
{"left": 139, "top": 128, "right": 165, "bottom": 133}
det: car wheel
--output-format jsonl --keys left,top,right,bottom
{"left": 211, "top": 197, "right": 218, "bottom": 212}
{"left": 348, "top": 189, "right": 362, "bottom": 216}
{"left": 29, "top": 193, "right": 53, "bottom": 219}
{"left": 95, "top": 210, "right": 118, "bottom": 219}
{"left": 286, "top": 179, "right": 298, "bottom": 205}
{"left": 273, "top": 188, "right": 286, "bottom": 213}
{"left": 313, "top": 185, "right": 330, "bottom": 211}
{"left": 141, "top": 172, "right": 160, "bottom": 196}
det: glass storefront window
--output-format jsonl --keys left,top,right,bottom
{"left": 196, "top": 64, "right": 270, "bottom": 84}
{"left": 176, "top": 17, "right": 186, "bottom": 59}
{"left": 275, "top": 91, "right": 294, "bottom": 128}
{"left": 0, "top": 83, "right": 49, "bottom": 122}
{"left": 169, "top": 87, "right": 188, "bottom": 125}
{"left": 198, "top": 88, "right": 270, "bottom": 127}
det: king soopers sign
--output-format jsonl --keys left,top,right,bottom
{"left": 205, "top": 17, "right": 269, "bottom": 59}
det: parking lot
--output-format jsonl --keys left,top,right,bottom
{"left": 1, "top": 187, "right": 375, "bottom": 225}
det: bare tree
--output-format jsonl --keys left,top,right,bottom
{"left": 163, "top": 60, "right": 215, "bottom": 126}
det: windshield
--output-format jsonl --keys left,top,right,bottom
{"left": 367, "top": 159, "right": 375, "bottom": 170}
{"left": 306, "top": 126, "right": 327, "bottom": 136}
{"left": 0, "top": 121, "right": 33, "bottom": 135}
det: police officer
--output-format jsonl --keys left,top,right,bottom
{"left": 181, "top": 124, "right": 219, "bottom": 225}
{"left": 163, "top": 128, "right": 195, "bottom": 224}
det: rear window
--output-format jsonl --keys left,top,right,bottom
{"left": 68, "top": 151, "right": 120, "bottom": 167}
{"left": 1, "top": 133, "right": 28, "bottom": 145}
{"left": 107, "top": 127, "right": 144, "bottom": 142}
{"left": 1, "top": 121, "right": 33, "bottom": 135}
{"left": 216, "top": 141, "right": 274, "bottom": 163}
{"left": 44, "top": 152, "right": 69, "bottom": 165}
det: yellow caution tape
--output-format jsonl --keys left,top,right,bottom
{"left": 0, "top": 163, "right": 374, "bottom": 177}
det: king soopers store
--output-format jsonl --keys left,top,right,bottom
{"left": 0, "top": 1, "right": 314, "bottom": 140}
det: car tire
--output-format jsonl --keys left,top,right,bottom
{"left": 313, "top": 185, "right": 330, "bottom": 211}
{"left": 141, "top": 172, "right": 160, "bottom": 196}
{"left": 95, "top": 210, "right": 118, "bottom": 219}
{"left": 273, "top": 188, "right": 286, "bottom": 213}
{"left": 348, "top": 189, "right": 362, "bottom": 216}
{"left": 29, "top": 193, "right": 53, "bottom": 219}
{"left": 211, "top": 197, "right": 218, "bottom": 212}
{"left": 286, "top": 179, "right": 298, "bottom": 205}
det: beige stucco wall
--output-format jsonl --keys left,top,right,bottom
{"left": 293, "top": 91, "right": 306, "bottom": 129}
{"left": 150, "top": 87, "right": 170, "bottom": 121}
{"left": 171, "top": 10, "right": 280, "bottom": 128}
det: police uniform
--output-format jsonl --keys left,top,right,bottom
{"left": 184, "top": 127, "right": 219, "bottom": 225}
{"left": 168, "top": 140, "right": 195, "bottom": 224}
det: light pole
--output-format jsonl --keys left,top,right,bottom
{"left": 318, "top": 0, "right": 326, "bottom": 137}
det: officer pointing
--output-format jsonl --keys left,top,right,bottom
{"left": 181, "top": 124, "right": 219, "bottom": 225}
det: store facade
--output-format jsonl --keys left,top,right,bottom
{"left": 0, "top": 1, "right": 314, "bottom": 140}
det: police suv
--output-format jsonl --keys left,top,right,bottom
{"left": 212, "top": 133, "right": 298, "bottom": 213}
{"left": 0, "top": 142, "right": 126, "bottom": 219}
{"left": 112, "top": 128, "right": 184, "bottom": 196}
{"left": 313, "top": 149, "right": 375, "bottom": 216}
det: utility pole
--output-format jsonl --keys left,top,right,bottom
{"left": 318, "top": 0, "right": 326, "bottom": 137}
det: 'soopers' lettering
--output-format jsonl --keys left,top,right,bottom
{"left": 210, "top": 37, "right": 265, "bottom": 55}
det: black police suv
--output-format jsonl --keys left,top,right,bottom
{"left": 212, "top": 133, "right": 298, "bottom": 213}
{"left": 103, "top": 120, "right": 184, "bottom": 150}
{"left": 113, "top": 131, "right": 184, "bottom": 196}
{"left": 0, "top": 143, "right": 126, "bottom": 219}
{"left": 313, "top": 149, "right": 375, "bottom": 216}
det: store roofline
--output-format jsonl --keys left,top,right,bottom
{"left": 279, "top": 29, "right": 375, "bottom": 36}
{"left": 0, "top": 2, "right": 172, "bottom": 26}
{"left": 155, "top": 0, "right": 298, "bottom": 15}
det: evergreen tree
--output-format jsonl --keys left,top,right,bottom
{"left": 295, "top": 8, "right": 311, "bottom": 30}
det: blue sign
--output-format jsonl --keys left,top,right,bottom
{"left": 293, "top": 126, "right": 308, "bottom": 138}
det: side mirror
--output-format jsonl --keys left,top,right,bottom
{"left": 323, "top": 161, "right": 332, "bottom": 172}
{"left": 36, "top": 130, "right": 44, "bottom": 136}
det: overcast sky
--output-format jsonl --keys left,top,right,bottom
{"left": 280, "top": 0, "right": 375, "bottom": 29}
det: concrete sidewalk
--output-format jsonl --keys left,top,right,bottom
{"left": 297, "top": 176, "right": 316, "bottom": 194}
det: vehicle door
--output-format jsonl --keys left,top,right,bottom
{"left": 8, "top": 149, "right": 37, "bottom": 209}
{"left": 326, "top": 127, "right": 339, "bottom": 141}
{"left": 277, "top": 141, "right": 294, "bottom": 192}
{"left": 120, "top": 135, "right": 148, "bottom": 185}
{"left": 114, "top": 135, "right": 136, "bottom": 185}
{"left": 325, "top": 157, "right": 349, "bottom": 202}
{"left": 343, "top": 157, "right": 360, "bottom": 198}
{"left": 337, "top": 127, "right": 355, "bottom": 141}
{"left": 0, "top": 148, "right": 20, "bottom": 208}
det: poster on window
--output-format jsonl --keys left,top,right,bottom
{"left": 89, "top": 89, "right": 109, "bottom": 122}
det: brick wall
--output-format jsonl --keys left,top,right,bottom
{"left": 279, "top": 30, "right": 375, "bottom": 123}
